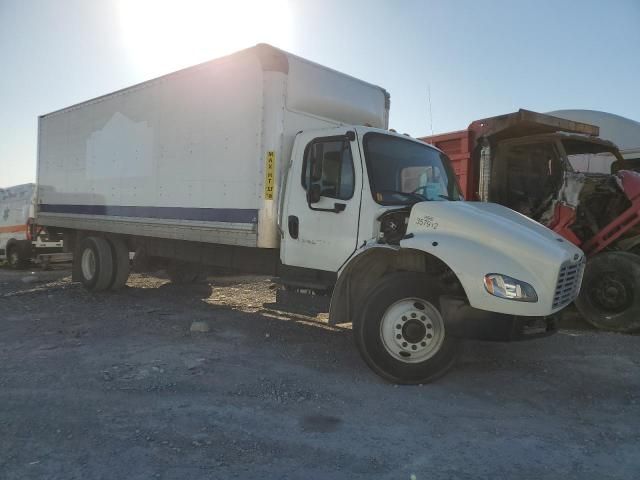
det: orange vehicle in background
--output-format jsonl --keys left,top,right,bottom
{"left": 421, "top": 109, "right": 640, "bottom": 333}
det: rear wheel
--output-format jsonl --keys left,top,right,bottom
{"left": 575, "top": 251, "right": 640, "bottom": 333}
{"left": 6, "top": 244, "right": 30, "bottom": 269}
{"left": 108, "top": 237, "right": 130, "bottom": 290}
{"left": 353, "top": 272, "right": 459, "bottom": 384}
{"left": 77, "top": 236, "right": 114, "bottom": 292}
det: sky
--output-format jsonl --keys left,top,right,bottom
{"left": 0, "top": 0, "right": 638, "bottom": 187}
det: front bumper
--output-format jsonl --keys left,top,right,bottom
{"left": 33, "top": 246, "right": 64, "bottom": 255}
{"left": 440, "top": 296, "right": 557, "bottom": 341}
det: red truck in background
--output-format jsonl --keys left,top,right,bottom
{"left": 421, "top": 109, "right": 640, "bottom": 333}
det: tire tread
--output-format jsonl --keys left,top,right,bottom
{"left": 108, "top": 236, "right": 130, "bottom": 290}
{"left": 353, "top": 271, "right": 459, "bottom": 384}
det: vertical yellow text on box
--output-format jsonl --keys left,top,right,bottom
{"left": 264, "top": 151, "right": 276, "bottom": 200}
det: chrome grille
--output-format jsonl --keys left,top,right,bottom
{"left": 553, "top": 258, "right": 585, "bottom": 309}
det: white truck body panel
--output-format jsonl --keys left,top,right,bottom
{"left": 36, "top": 44, "right": 389, "bottom": 249}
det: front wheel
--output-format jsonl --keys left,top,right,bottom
{"left": 575, "top": 251, "right": 640, "bottom": 333}
{"left": 353, "top": 272, "right": 459, "bottom": 384}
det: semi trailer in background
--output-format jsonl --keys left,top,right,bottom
{"left": 0, "top": 183, "right": 63, "bottom": 268}
{"left": 422, "top": 109, "right": 640, "bottom": 333}
{"left": 35, "top": 45, "right": 584, "bottom": 383}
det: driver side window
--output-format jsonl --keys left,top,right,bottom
{"left": 301, "top": 138, "right": 354, "bottom": 200}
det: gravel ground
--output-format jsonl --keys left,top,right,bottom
{"left": 0, "top": 266, "right": 639, "bottom": 480}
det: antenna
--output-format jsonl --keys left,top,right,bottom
{"left": 427, "top": 84, "right": 434, "bottom": 136}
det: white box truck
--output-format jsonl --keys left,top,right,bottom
{"left": 36, "top": 44, "right": 584, "bottom": 383}
{"left": 1, "top": 183, "right": 63, "bottom": 268}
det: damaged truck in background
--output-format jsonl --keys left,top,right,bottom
{"left": 422, "top": 109, "right": 640, "bottom": 333}
{"left": 35, "top": 45, "right": 584, "bottom": 383}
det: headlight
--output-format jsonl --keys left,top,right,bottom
{"left": 484, "top": 274, "right": 538, "bottom": 302}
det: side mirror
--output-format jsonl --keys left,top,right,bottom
{"left": 307, "top": 183, "right": 321, "bottom": 204}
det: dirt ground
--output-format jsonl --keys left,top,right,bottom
{"left": 1, "top": 266, "right": 639, "bottom": 480}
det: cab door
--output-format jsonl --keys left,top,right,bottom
{"left": 281, "top": 128, "right": 362, "bottom": 272}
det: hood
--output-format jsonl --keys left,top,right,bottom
{"left": 407, "top": 201, "right": 583, "bottom": 267}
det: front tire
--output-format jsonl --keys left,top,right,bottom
{"left": 77, "top": 236, "right": 114, "bottom": 292}
{"left": 575, "top": 251, "right": 640, "bottom": 333}
{"left": 353, "top": 272, "right": 459, "bottom": 384}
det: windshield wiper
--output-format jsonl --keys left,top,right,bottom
{"left": 378, "top": 190, "right": 428, "bottom": 203}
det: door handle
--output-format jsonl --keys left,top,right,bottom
{"left": 288, "top": 215, "right": 299, "bottom": 239}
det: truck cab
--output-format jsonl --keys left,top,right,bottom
{"left": 281, "top": 126, "right": 462, "bottom": 272}
{"left": 487, "top": 133, "right": 625, "bottom": 224}
{"left": 281, "top": 125, "right": 584, "bottom": 382}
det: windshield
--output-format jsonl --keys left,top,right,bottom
{"left": 562, "top": 139, "right": 619, "bottom": 174}
{"left": 363, "top": 132, "right": 462, "bottom": 205}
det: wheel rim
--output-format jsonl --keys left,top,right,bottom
{"left": 81, "top": 248, "right": 97, "bottom": 281}
{"left": 379, "top": 297, "right": 445, "bottom": 363}
{"left": 589, "top": 272, "right": 634, "bottom": 313}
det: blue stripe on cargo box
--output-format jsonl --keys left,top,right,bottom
{"left": 39, "top": 204, "right": 259, "bottom": 224}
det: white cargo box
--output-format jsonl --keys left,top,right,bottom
{"left": 37, "top": 44, "right": 389, "bottom": 248}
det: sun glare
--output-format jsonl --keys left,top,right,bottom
{"left": 117, "top": 0, "right": 293, "bottom": 77}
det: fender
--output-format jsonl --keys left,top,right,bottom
{"left": 400, "top": 232, "right": 555, "bottom": 316}
{"left": 404, "top": 201, "right": 584, "bottom": 316}
{"left": 330, "top": 200, "right": 584, "bottom": 323}
{"left": 329, "top": 243, "right": 399, "bottom": 325}
{"left": 330, "top": 231, "right": 565, "bottom": 324}
{"left": 329, "top": 240, "right": 471, "bottom": 325}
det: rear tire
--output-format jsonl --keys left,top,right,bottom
{"left": 575, "top": 251, "right": 640, "bottom": 333}
{"left": 6, "top": 245, "right": 29, "bottom": 269}
{"left": 108, "top": 237, "right": 130, "bottom": 290}
{"left": 353, "top": 272, "right": 459, "bottom": 384}
{"left": 77, "top": 236, "right": 114, "bottom": 292}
